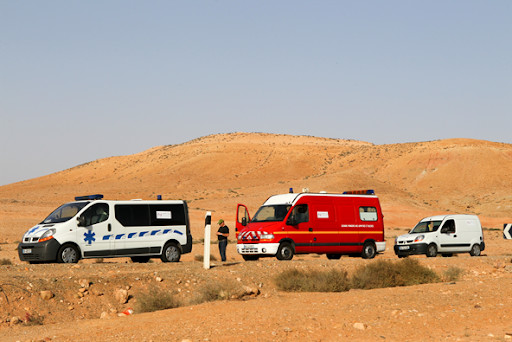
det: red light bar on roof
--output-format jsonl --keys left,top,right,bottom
{"left": 343, "top": 190, "right": 375, "bottom": 195}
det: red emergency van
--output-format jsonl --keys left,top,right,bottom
{"left": 236, "top": 190, "right": 386, "bottom": 261}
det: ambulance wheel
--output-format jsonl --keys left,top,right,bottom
{"left": 470, "top": 244, "right": 481, "bottom": 257}
{"left": 426, "top": 244, "right": 437, "bottom": 257}
{"left": 242, "top": 255, "right": 260, "bottom": 261}
{"left": 276, "top": 242, "right": 294, "bottom": 261}
{"left": 361, "top": 242, "right": 377, "bottom": 259}
{"left": 161, "top": 243, "right": 181, "bottom": 262}
{"left": 326, "top": 254, "right": 342, "bottom": 260}
{"left": 57, "top": 244, "right": 80, "bottom": 263}
{"left": 131, "top": 256, "right": 150, "bottom": 263}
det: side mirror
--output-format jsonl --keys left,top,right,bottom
{"left": 77, "top": 216, "right": 85, "bottom": 227}
{"left": 241, "top": 217, "right": 247, "bottom": 226}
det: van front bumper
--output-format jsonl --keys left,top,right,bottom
{"left": 394, "top": 243, "right": 428, "bottom": 256}
{"left": 18, "top": 239, "right": 61, "bottom": 262}
{"left": 237, "top": 242, "right": 279, "bottom": 256}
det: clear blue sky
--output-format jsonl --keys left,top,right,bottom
{"left": 1, "top": 1, "right": 511, "bottom": 185}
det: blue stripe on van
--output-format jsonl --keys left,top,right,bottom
{"left": 28, "top": 226, "right": 40, "bottom": 234}
{"left": 139, "top": 231, "right": 149, "bottom": 237}
{"left": 115, "top": 234, "right": 125, "bottom": 240}
{"left": 173, "top": 230, "right": 183, "bottom": 235}
{"left": 163, "top": 229, "right": 172, "bottom": 234}
{"left": 150, "top": 230, "right": 161, "bottom": 236}
{"left": 102, "top": 235, "right": 112, "bottom": 240}
{"left": 128, "top": 233, "right": 137, "bottom": 238}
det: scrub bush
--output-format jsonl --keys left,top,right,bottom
{"left": 0, "top": 258, "right": 12, "bottom": 265}
{"left": 192, "top": 280, "right": 242, "bottom": 304}
{"left": 442, "top": 266, "right": 464, "bottom": 282}
{"left": 351, "top": 258, "right": 439, "bottom": 290}
{"left": 135, "top": 286, "right": 181, "bottom": 313}
{"left": 194, "top": 254, "right": 218, "bottom": 262}
{"left": 274, "top": 268, "right": 350, "bottom": 292}
{"left": 274, "top": 259, "right": 440, "bottom": 293}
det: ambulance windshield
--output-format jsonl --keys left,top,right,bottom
{"left": 41, "top": 202, "right": 90, "bottom": 224}
{"left": 410, "top": 220, "right": 442, "bottom": 234}
{"left": 252, "top": 205, "right": 292, "bottom": 222}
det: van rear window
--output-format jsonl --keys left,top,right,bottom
{"left": 359, "top": 207, "right": 378, "bottom": 221}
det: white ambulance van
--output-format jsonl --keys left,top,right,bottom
{"left": 394, "top": 214, "right": 485, "bottom": 258}
{"left": 18, "top": 195, "right": 193, "bottom": 263}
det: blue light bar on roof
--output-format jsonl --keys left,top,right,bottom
{"left": 343, "top": 190, "right": 375, "bottom": 195}
{"left": 75, "top": 194, "right": 104, "bottom": 201}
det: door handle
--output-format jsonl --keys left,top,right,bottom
{"left": 309, "top": 228, "right": 313, "bottom": 232}
{"left": 108, "top": 224, "right": 112, "bottom": 232}
{"left": 453, "top": 234, "right": 457, "bottom": 238}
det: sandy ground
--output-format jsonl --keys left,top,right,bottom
{"left": 1, "top": 228, "right": 512, "bottom": 342}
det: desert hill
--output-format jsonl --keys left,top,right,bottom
{"left": 1, "top": 132, "right": 512, "bottom": 241}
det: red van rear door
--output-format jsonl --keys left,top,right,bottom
{"left": 236, "top": 204, "right": 251, "bottom": 238}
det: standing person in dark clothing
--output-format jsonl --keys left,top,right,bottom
{"left": 216, "top": 219, "right": 229, "bottom": 262}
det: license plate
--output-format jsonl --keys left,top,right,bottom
{"left": 399, "top": 246, "right": 410, "bottom": 250}
{"left": 242, "top": 244, "right": 255, "bottom": 248}
{"left": 22, "top": 249, "right": 32, "bottom": 254}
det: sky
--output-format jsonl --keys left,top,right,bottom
{"left": 1, "top": 1, "right": 511, "bottom": 186}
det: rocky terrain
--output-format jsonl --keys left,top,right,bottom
{"left": 1, "top": 132, "right": 512, "bottom": 341}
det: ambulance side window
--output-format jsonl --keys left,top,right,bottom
{"left": 359, "top": 207, "right": 377, "bottom": 221}
{"left": 115, "top": 205, "right": 150, "bottom": 227}
{"left": 149, "top": 204, "right": 186, "bottom": 226}
{"left": 82, "top": 203, "right": 109, "bottom": 226}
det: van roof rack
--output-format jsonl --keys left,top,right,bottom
{"left": 75, "top": 194, "right": 104, "bottom": 201}
{"left": 343, "top": 189, "right": 375, "bottom": 195}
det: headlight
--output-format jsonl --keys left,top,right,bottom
{"left": 414, "top": 235, "right": 424, "bottom": 242}
{"left": 39, "top": 229, "right": 56, "bottom": 242}
{"left": 259, "top": 234, "right": 274, "bottom": 240}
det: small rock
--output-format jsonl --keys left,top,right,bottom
{"left": 353, "top": 322, "right": 367, "bottom": 330}
{"left": 78, "top": 288, "right": 87, "bottom": 293}
{"left": 68, "top": 306, "right": 74, "bottom": 310}
{"left": 242, "top": 286, "right": 260, "bottom": 296}
{"left": 79, "top": 279, "right": 90, "bottom": 288}
{"left": 114, "top": 288, "right": 129, "bottom": 304}
{"left": 90, "top": 287, "right": 104, "bottom": 296}
{"left": 100, "top": 311, "right": 109, "bottom": 319}
{"left": 155, "top": 276, "right": 163, "bottom": 282}
{"left": 40, "top": 290, "right": 54, "bottom": 300}
{"left": 10, "top": 316, "right": 21, "bottom": 325}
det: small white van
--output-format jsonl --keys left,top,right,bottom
{"left": 18, "top": 195, "right": 193, "bottom": 263}
{"left": 394, "top": 214, "right": 485, "bottom": 258}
